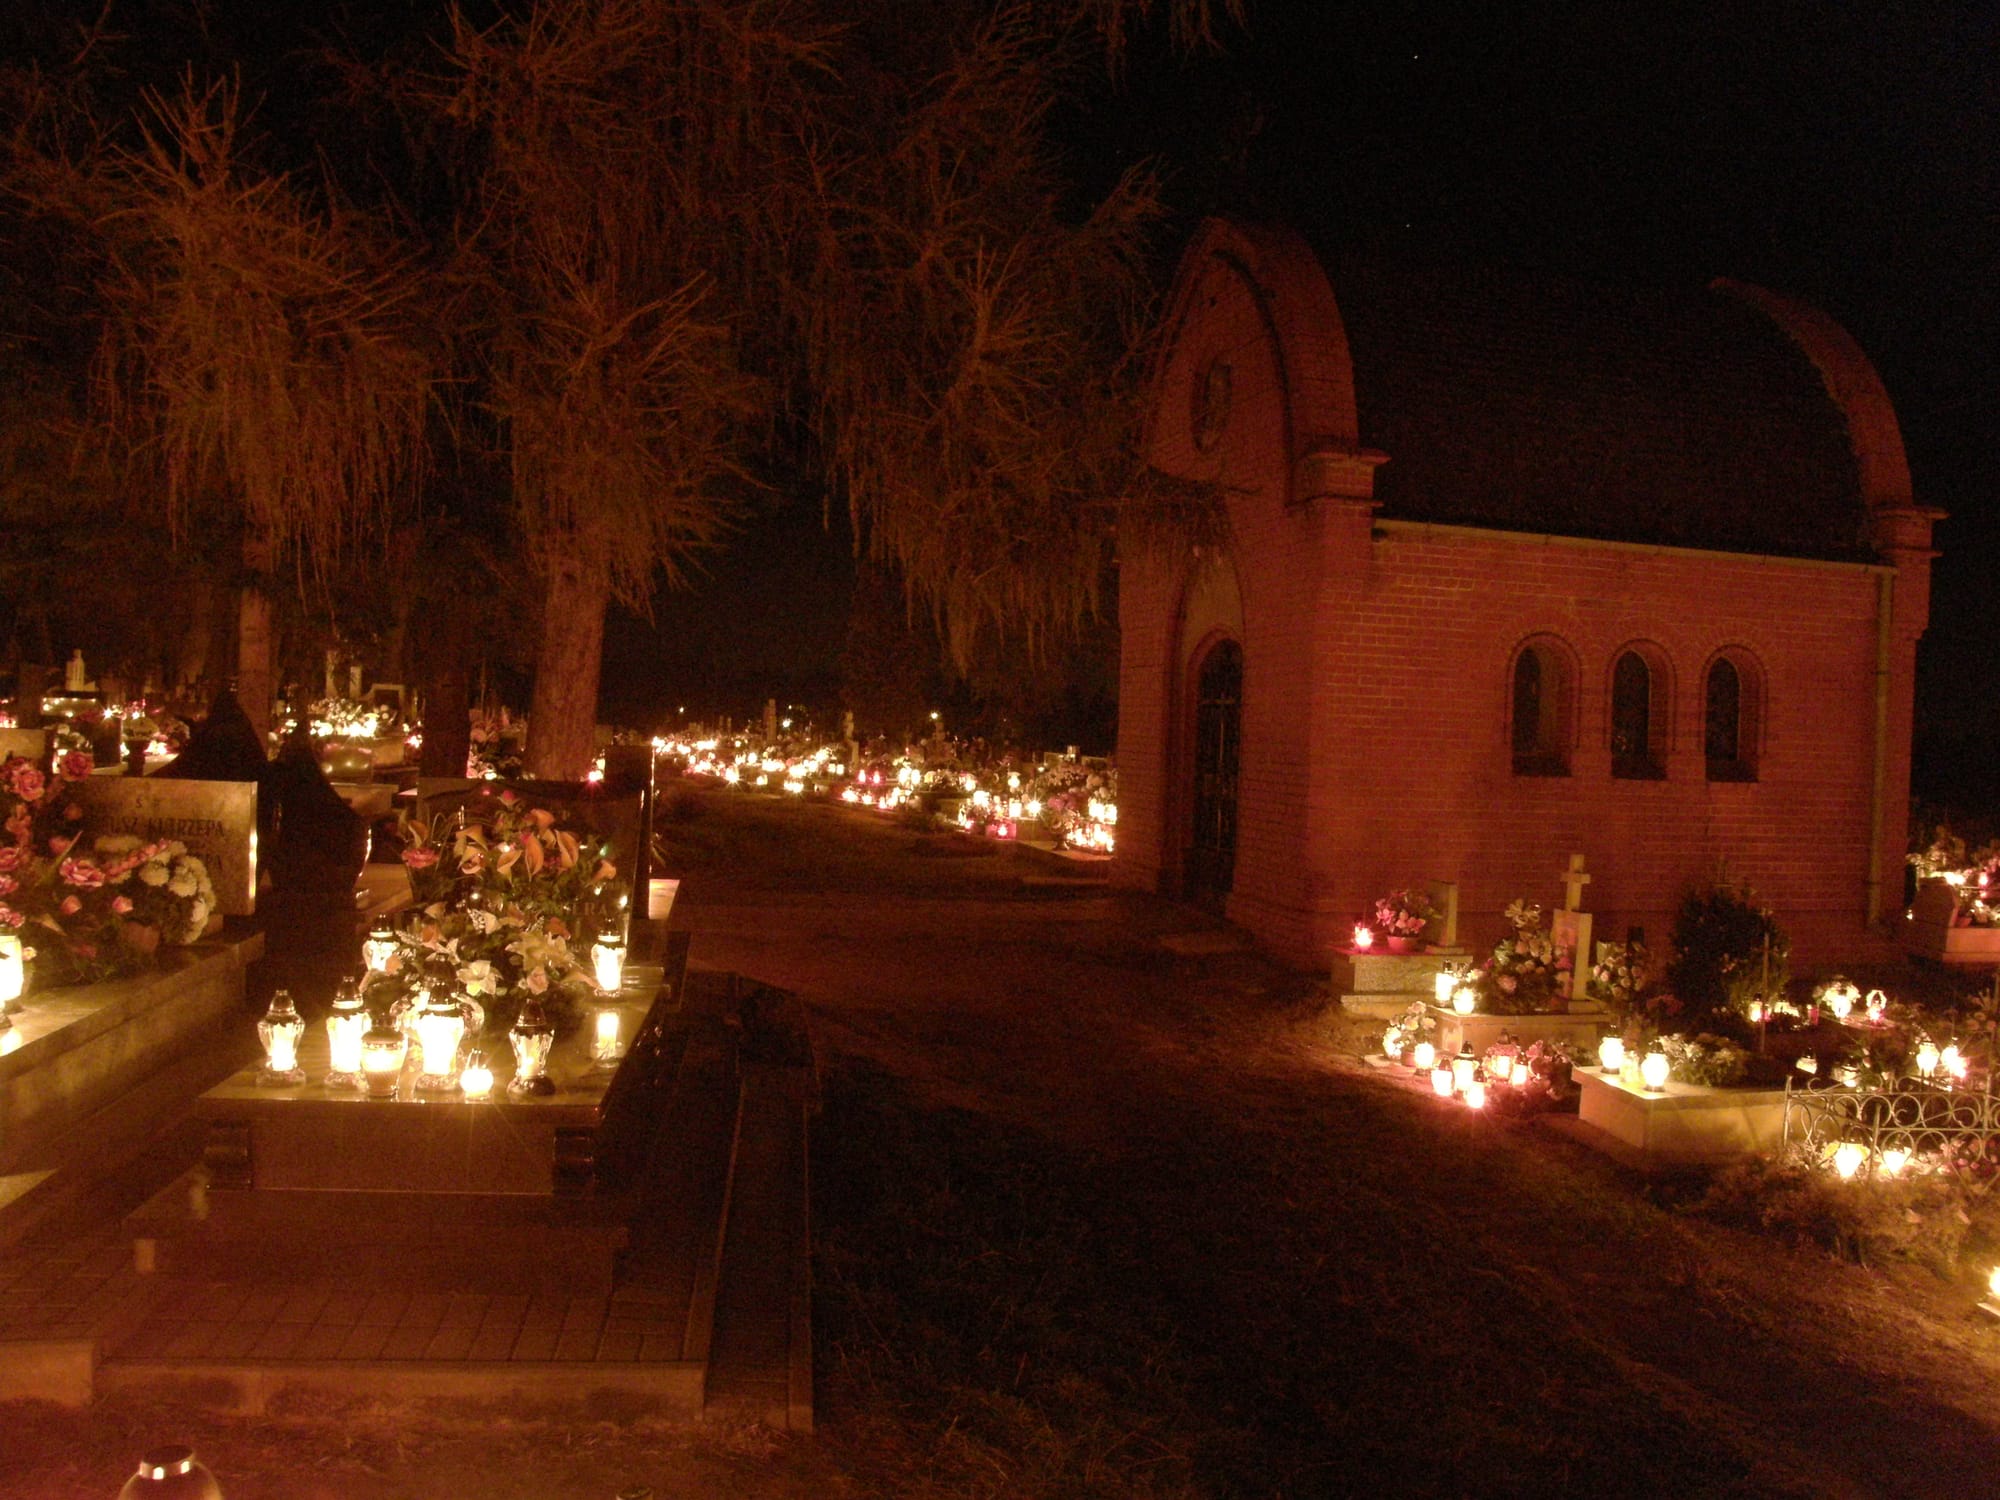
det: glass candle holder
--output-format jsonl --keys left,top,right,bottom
{"left": 362, "top": 919, "right": 397, "bottom": 975}
{"left": 414, "top": 992, "right": 466, "bottom": 1093}
{"left": 1640, "top": 1050, "right": 1671, "bottom": 1092}
{"left": 594, "top": 1007, "right": 623, "bottom": 1065}
{"left": 117, "top": 1444, "right": 223, "bottom": 1500}
{"left": 592, "top": 937, "right": 626, "bottom": 994}
{"left": 257, "top": 990, "right": 306, "bottom": 1085}
{"left": 324, "top": 980, "right": 370, "bottom": 1088}
{"left": 361, "top": 1020, "right": 407, "bottom": 1100}
{"left": 508, "top": 996, "right": 557, "bottom": 1097}
{"left": 460, "top": 1049, "right": 494, "bottom": 1099}
{"left": 0, "top": 932, "right": 24, "bottom": 1011}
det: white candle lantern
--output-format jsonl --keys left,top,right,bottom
{"left": 361, "top": 1020, "right": 407, "bottom": 1100}
{"left": 413, "top": 992, "right": 466, "bottom": 1092}
{"left": 594, "top": 1007, "right": 623, "bottom": 1065}
{"left": 460, "top": 1050, "right": 494, "bottom": 1099}
{"left": 1864, "top": 989, "right": 1887, "bottom": 1024}
{"left": 0, "top": 933, "right": 24, "bottom": 1010}
{"left": 1432, "top": 967, "right": 1455, "bottom": 1005}
{"left": 592, "top": 937, "right": 626, "bottom": 994}
{"left": 1880, "top": 1146, "right": 1910, "bottom": 1176}
{"left": 1639, "top": 1049, "right": 1670, "bottom": 1093}
{"left": 1831, "top": 1141, "right": 1866, "bottom": 1179}
{"left": 1412, "top": 1040, "right": 1437, "bottom": 1072}
{"left": 257, "top": 990, "right": 306, "bottom": 1085}
{"left": 1464, "top": 1071, "right": 1488, "bottom": 1110}
{"left": 1430, "top": 1065, "right": 1454, "bottom": 1097}
{"left": 1916, "top": 1041, "right": 1941, "bottom": 1079}
{"left": 1488, "top": 1051, "right": 1515, "bottom": 1086}
{"left": 324, "top": 981, "right": 370, "bottom": 1088}
{"left": 1944, "top": 1044, "right": 1968, "bottom": 1082}
{"left": 1825, "top": 979, "right": 1859, "bottom": 1021}
{"left": 362, "top": 919, "right": 397, "bottom": 975}
{"left": 1352, "top": 924, "right": 1374, "bottom": 951}
{"left": 1598, "top": 1036, "right": 1626, "bottom": 1075}
{"left": 508, "top": 997, "right": 557, "bottom": 1096}
{"left": 1451, "top": 1043, "right": 1478, "bottom": 1095}
{"left": 1451, "top": 982, "right": 1477, "bottom": 1016}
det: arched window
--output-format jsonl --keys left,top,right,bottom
{"left": 1610, "top": 646, "right": 1669, "bottom": 780}
{"left": 1510, "top": 637, "right": 1574, "bottom": 776}
{"left": 1705, "top": 651, "right": 1762, "bottom": 781}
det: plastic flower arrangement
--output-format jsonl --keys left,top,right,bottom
{"left": 385, "top": 790, "right": 621, "bottom": 1033}
{"left": 1371, "top": 887, "right": 1438, "bottom": 940}
{"left": 0, "top": 753, "right": 218, "bottom": 986}
{"left": 1471, "top": 899, "right": 1563, "bottom": 1015}
{"left": 1380, "top": 999, "right": 1439, "bottom": 1059}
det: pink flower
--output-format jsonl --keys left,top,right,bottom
{"left": 0, "top": 846, "right": 19, "bottom": 872}
{"left": 60, "top": 858, "right": 105, "bottom": 889}
{"left": 0, "top": 875, "right": 14, "bottom": 897}
{"left": 111, "top": 895, "right": 133, "bottom": 914}
{"left": 9, "top": 764, "right": 45, "bottom": 801}
{"left": 0, "top": 905, "right": 20, "bottom": 928}
{"left": 59, "top": 895, "right": 82, "bottom": 916}
{"left": 402, "top": 847, "right": 440, "bottom": 871}
{"left": 57, "top": 751, "right": 91, "bottom": 781}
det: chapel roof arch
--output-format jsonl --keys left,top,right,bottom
{"left": 1147, "top": 218, "right": 1378, "bottom": 508}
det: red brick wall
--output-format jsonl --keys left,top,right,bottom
{"left": 1118, "top": 223, "right": 1925, "bottom": 972}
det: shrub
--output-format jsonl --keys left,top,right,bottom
{"left": 1666, "top": 879, "right": 1788, "bottom": 1029}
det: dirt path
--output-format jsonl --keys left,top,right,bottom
{"left": 7, "top": 790, "right": 2000, "bottom": 1497}
{"left": 677, "top": 797, "right": 2000, "bottom": 1498}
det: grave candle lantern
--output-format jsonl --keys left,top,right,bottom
{"left": 508, "top": 996, "right": 557, "bottom": 1096}
{"left": 1916, "top": 1041, "right": 1941, "bottom": 1079}
{"left": 1464, "top": 1068, "right": 1488, "bottom": 1111}
{"left": 1598, "top": 1036, "right": 1626, "bottom": 1075}
{"left": 1412, "top": 1041, "right": 1437, "bottom": 1072}
{"left": 1944, "top": 1044, "right": 1968, "bottom": 1082}
{"left": 361, "top": 1019, "right": 407, "bottom": 1100}
{"left": 324, "top": 980, "right": 370, "bottom": 1088}
{"left": 1352, "top": 924, "right": 1374, "bottom": 951}
{"left": 460, "top": 1050, "right": 494, "bottom": 1099}
{"left": 1432, "top": 966, "right": 1455, "bottom": 1005}
{"left": 1430, "top": 1065, "right": 1454, "bottom": 1097}
{"left": 1451, "top": 982, "right": 1478, "bottom": 1016}
{"left": 592, "top": 937, "right": 626, "bottom": 993}
{"left": 1825, "top": 979, "right": 1860, "bottom": 1021}
{"left": 1880, "top": 1146, "right": 1910, "bottom": 1176}
{"left": 1639, "top": 1049, "right": 1670, "bottom": 1093}
{"left": 414, "top": 992, "right": 466, "bottom": 1092}
{"left": 1451, "top": 1043, "right": 1478, "bottom": 1094}
{"left": 117, "top": 1444, "right": 223, "bottom": 1500}
{"left": 0, "top": 932, "right": 23, "bottom": 1010}
{"left": 594, "top": 1007, "right": 623, "bottom": 1065}
{"left": 1832, "top": 1141, "right": 1866, "bottom": 1179}
{"left": 257, "top": 990, "right": 306, "bottom": 1085}
{"left": 362, "top": 919, "right": 397, "bottom": 975}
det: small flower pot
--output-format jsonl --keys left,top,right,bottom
{"left": 1385, "top": 935, "right": 1418, "bottom": 955}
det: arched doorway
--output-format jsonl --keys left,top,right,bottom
{"left": 1186, "top": 638, "right": 1242, "bottom": 902}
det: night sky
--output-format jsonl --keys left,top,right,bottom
{"left": 628, "top": 2, "right": 1998, "bottom": 788}
{"left": 15, "top": 2, "right": 1998, "bottom": 790}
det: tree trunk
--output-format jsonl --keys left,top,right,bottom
{"left": 237, "top": 535, "right": 277, "bottom": 748}
{"left": 524, "top": 554, "right": 608, "bottom": 781}
{"left": 419, "top": 609, "right": 476, "bottom": 779}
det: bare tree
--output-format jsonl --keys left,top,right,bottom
{"left": 16, "top": 74, "right": 433, "bottom": 741}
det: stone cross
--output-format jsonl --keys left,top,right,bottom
{"left": 1558, "top": 852, "right": 1592, "bottom": 912}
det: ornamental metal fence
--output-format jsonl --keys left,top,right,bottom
{"left": 1782, "top": 1077, "right": 2000, "bottom": 1188}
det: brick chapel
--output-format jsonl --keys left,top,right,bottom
{"left": 1113, "top": 217, "right": 1941, "bottom": 967}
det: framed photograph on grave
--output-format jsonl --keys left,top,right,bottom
{"left": 1550, "top": 908, "right": 1593, "bottom": 1002}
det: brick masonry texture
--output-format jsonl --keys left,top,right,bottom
{"left": 1117, "top": 219, "right": 1934, "bottom": 969}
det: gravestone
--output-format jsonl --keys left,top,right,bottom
{"left": 70, "top": 778, "right": 259, "bottom": 916}
{"left": 0, "top": 728, "right": 48, "bottom": 762}
{"left": 1549, "top": 853, "right": 1593, "bottom": 1003}
{"left": 1424, "top": 879, "right": 1460, "bottom": 947}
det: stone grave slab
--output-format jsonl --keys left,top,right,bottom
{"left": 1428, "top": 1002, "right": 1609, "bottom": 1059}
{"left": 1331, "top": 949, "right": 1471, "bottom": 1020}
{"left": 0, "top": 935, "right": 264, "bottom": 1181}
{"left": 70, "top": 777, "right": 259, "bottom": 916}
{"left": 1574, "top": 1068, "right": 1787, "bottom": 1165}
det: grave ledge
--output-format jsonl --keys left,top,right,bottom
{"left": 1575, "top": 1068, "right": 1788, "bottom": 1164}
